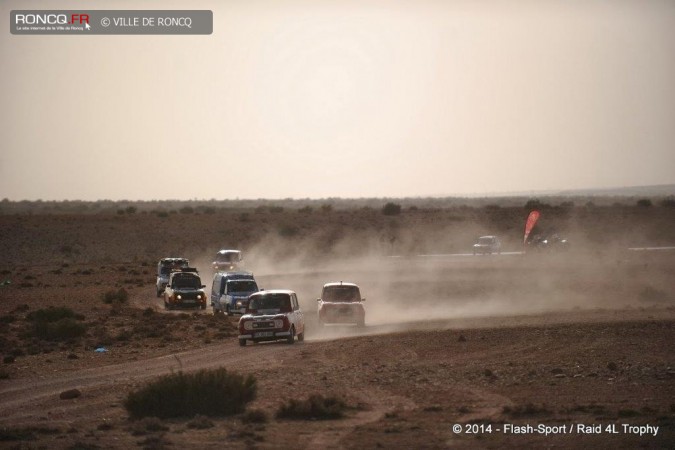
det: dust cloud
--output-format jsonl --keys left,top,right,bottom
{"left": 195, "top": 224, "right": 675, "bottom": 342}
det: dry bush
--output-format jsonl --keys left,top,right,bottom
{"left": 26, "top": 307, "right": 86, "bottom": 341}
{"left": 276, "top": 394, "right": 348, "bottom": 420}
{"left": 102, "top": 288, "right": 128, "bottom": 304}
{"left": 125, "top": 368, "right": 256, "bottom": 419}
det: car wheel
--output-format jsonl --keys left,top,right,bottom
{"left": 239, "top": 339, "right": 246, "bottom": 347}
{"left": 226, "top": 306, "right": 233, "bottom": 316}
{"left": 286, "top": 327, "right": 295, "bottom": 344}
{"left": 156, "top": 289, "right": 161, "bottom": 298}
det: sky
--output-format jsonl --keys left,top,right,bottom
{"left": 1, "top": 0, "right": 674, "bottom": 200}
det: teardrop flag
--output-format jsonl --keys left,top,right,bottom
{"left": 524, "top": 210, "right": 540, "bottom": 244}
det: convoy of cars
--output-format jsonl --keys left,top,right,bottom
{"left": 154, "top": 250, "right": 369, "bottom": 346}
{"left": 153, "top": 218, "right": 560, "bottom": 344}
{"left": 154, "top": 233, "right": 522, "bottom": 343}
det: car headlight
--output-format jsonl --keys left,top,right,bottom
{"left": 236, "top": 300, "right": 243, "bottom": 307}
{"left": 274, "top": 319, "right": 283, "bottom": 328}
{"left": 197, "top": 294, "right": 202, "bottom": 300}
{"left": 243, "top": 321, "right": 253, "bottom": 331}
{"left": 177, "top": 295, "right": 182, "bottom": 300}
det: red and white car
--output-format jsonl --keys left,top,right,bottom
{"left": 317, "top": 282, "right": 366, "bottom": 327}
{"left": 238, "top": 290, "right": 305, "bottom": 346}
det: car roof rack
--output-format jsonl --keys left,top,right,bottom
{"left": 172, "top": 267, "right": 199, "bottom": 273}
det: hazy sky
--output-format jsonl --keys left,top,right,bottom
{"left": 2, "top": 0, "right": 674, "bottom": 200}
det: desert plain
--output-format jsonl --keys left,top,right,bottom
{"left": 0, "top": 200, "right": 674, "bottom": 449}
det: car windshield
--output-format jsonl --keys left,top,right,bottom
{"left": 478, "top": 237, "right": 494, "bottom": 245}
{"left": 227, "top": 280, "right": 257, "bottom": 294}
{"left": 172, "top": 275, "right": 201, "bottom": 289}
{"left": 216, "top": 252, "right": 240, "bottom": 263}
{"left": 323, "top": 286, "right": 360, "bottom": 303}
{"left": 160, "top": 261, "right": 187, "bottom": 274}
{"left": 248, "top": 294, "right": 291, "bottom": 311}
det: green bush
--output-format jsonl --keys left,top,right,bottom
{"left": 125, "top": 368, "right": 256, "bottom": 419}
{"left": 276, "top": 394, "right": 347, "bottom": 420}
{"left": 102, "top": 288, "right": 128, "bottom": 304}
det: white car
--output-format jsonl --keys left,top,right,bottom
{"left": 317, "top": 282, "right": 366, "bottom": 327}
{"left": 238, "top": 290, "right": 305, "bottom": 346}
{"left": 212, "top": 249, "right": 242, "bottom": 271}
{"left": 473, "top": 236, "right": 501, "bottom": 255}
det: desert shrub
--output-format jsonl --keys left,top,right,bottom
{"left": 241, "top": 409, "right": 268, "bottom": 424}
{"left": 27, "top": 307, "right": 82, "bottom": 323}
{"left": 179, "top": 206, "right": 194, "bottom": 214}
{"left": 276, "top": 394, "right": 347, "bottom": 420}
{"left": 33, "top": 318, "right": 86, "bottom": 341}
{"left": 102, "top": 288, "right": 128, "bottom": 304}
{"left": 157, "top": 211, "right": 169, "bottom": 218}
{"left": 269, "top": 206, "right": 284, "bottom": 214}
{"left": 125, "top": 368, "right": 256, "bottom": 419}
{"left": 125, "top": 206, "right": 137, "bottom": 214}
{"left": 298, "top": 206, "right": 313, "bottom": 214}
{"left": 661, "top": 197, "right": 675, "bottom": 207}
{"left": 382, "top": 202, "right": 402, "bottom": 216}
{"left": 636, "top": 199, "right": 652, "bottom": 207}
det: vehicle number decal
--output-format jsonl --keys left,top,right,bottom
{"left": 255, "top": 331, "right": 274, "bottom": 338}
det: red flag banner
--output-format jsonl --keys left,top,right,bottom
{"left": 524, "top": 210, "right": 540, "bottom": 244}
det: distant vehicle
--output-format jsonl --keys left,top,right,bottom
{"left": 156, "top": 258, "right": 189, "bottom": 297}
{"left": 212, "top": 249, "right": 243, "bottom": 271}
{"left": 163, "top": 268, "right": 207, "bottom": 310}
{"left": 527, "top": 234, "right": 570, "bottom": 252}
{"left": 473, "top": 236, "right": 501, "bottom": 255}
{"left": 317, "top": 282, "right": 366, "bottom": 327}
{"left": 211, "top": 271, "right": 258, "bottom": 315}
{"left": 238, "top": 290, "right": 305, "bottom": 346}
